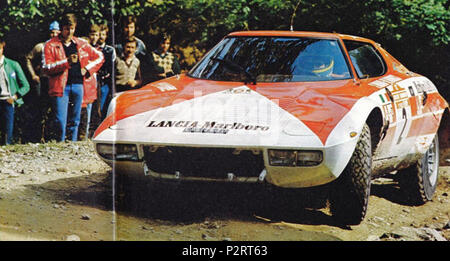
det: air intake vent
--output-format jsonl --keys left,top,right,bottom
{"left": 143, "top": 146, "right": 264, "bottom": 179}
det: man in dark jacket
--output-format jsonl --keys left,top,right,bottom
{"left": 24, "top": 21, "right": 60, "bottom": 142}
{"left": 96, "top": 23, "right": 116, "bottom": 119}
{"left": 0, "top": 36, "right": 30, "bottom": 145}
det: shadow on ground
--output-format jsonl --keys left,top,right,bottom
{"left": 118, "top": 180, "right": 339, "bottom": 225}
{"left": 22, "top": 171, "right": 427, "bottom": 228}
{"left": 370, "top": 182, "right": 417, "bottom": 206}
{"left": 370, "top": 173, "right": 444, "bottom": 206}
{"left": 24, "top": 171, "right": 114, "bottom": 211}
{"left": 22, "top": 172, "right": 348, "bottom": 227}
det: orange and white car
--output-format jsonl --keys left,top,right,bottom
{"left": 93, "top": 31, "right": 448, "bottom": 224}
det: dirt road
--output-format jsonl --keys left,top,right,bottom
{"left": 0, "top": 141, "right": 449, "bottom": 241}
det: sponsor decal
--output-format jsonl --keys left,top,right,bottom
{"left": 408, "top": 86, "right": 415, "bottom": 96}
{"left": 413, "top": 79, "right": 435, "bottom": 93}
{"left": 369, "top": 75, "right": 402, "bottom": 89}
{"left": 378, "top": 92, "right": 391, "bottom": 104}
{"left": 147, "top": 120, "right": 270, "bottom": 134}
{"left": 382, "top": 103, "right": 395, "bottom": 123}
{"left": 391, "top": 83, "right": 410, "bottom": 110}
{"left": 222, "top": 87, "right": 252, "bottom": 94}
{"left": 154, "top": 82, "right": 177, "bottom": 92}
{"left": 415, "top": 92, "right": 424, "bottom": 115}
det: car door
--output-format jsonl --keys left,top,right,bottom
{"left": 343, "top": 40, "right": 416, "bottom": 165}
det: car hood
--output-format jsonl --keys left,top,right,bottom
{"left": 94, "top": 74, "right": 366, "bottom": 146}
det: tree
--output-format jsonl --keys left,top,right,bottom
{"left": 0, "top": 0, "right": 448, "bottom": 98}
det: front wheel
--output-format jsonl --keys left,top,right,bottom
{"left": 329, "top": 124, "right": 372, "bottom": 225}
{"left": 397, "top": 134, "right": 439, "bottom": 204}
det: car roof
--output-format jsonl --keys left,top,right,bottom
{"left": 227, "top": 31, "right": 376, "bottom": 44}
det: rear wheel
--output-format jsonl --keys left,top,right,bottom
{"left": 329, "top": 124, "right": 372, "bottom": 225}
{"left": 397, "top": 134, "right": 439, "bottom": 204}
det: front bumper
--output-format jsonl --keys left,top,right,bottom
{"left": 95, "top": 138, "right": 357, "bottom": 188}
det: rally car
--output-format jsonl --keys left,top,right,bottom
{"left": 93, "top": 31, "right": 448, "bottom": 224}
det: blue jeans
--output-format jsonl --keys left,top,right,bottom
{"left": 52, "top": 83, "right": 83, "bottom": 142}
{"left": 0, "top": 100, "right": 14, "bottom": 145}
{"left": 85, "top": 103, "right": 92, "bottom": 140}
{"left": 100, "top": 84, "right": 111, "bottom": 119}
{"left": 100, "top": 84, "right": 109, "bottom": 110}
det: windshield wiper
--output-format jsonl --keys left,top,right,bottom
{"left": 210, "top": 57, "right": 257, "bottom": 85}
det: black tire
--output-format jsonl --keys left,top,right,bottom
{"left": 329, "top": 123, "right": 372, "bottom": 225}
{"left": 397, "top": 134, "right": 439, "bottom": 205}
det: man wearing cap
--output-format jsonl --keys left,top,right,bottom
{"left": 25, "top": 21, "right": 60, "bottom": 96}
{"left": 24, "top": 20, "right": 60, "bottom": 142}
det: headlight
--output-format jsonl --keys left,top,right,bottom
{"left": 268, "top": 150, "right": 297, "bottom": 166}
{"left": 96, "top": 143, "right": 139, "bottom": 161}
{"left": 268, "top": 149, "right": 322, "bottom": 167}
{"left": 296, "top": 151, "right": 323, "bottom": 166}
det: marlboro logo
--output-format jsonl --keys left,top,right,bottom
{"left": 147, "top": 120, "right": 270, "bottom": 134}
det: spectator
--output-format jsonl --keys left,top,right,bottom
{"left": 148, "top": 33, "right": 181, "bottom": 82}
{"left": 0, "top": 36, "right": 30, "bottom": 145}
{"left": 25, "top": 21, "right": 60, "bottom": 96}
{"left": 24, "top": 21, "right": 60, "bottom": 142}
{"left": 87, "top": 24, "right": 100, "bottom": 46}
{"left": 115, "top": 16, "right": 146, "bottom": 60}
{"left": 42, "top": 13, "right": 103, "bottom": 142}
{"left": 82, "top": 23, "right": 101, "bottom": 139}
{"left": 115, "top": 36, "right": 142, "bottom": 92}
{"left": 115, "top": 15, "right": 152, "bottom": 85}
{"left": 96, "top": 23, "right": 116, "bottom": 119}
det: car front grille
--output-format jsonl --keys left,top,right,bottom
{"left": 143, "top": 146, "right": 265, "bottom": 179}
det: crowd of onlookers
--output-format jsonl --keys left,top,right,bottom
{"left": 0, "top": 13, "right": 181, "bottom": 145}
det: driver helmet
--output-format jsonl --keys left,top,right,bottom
{"left": 312, "top": 56, "right": 334, "bottom": 77}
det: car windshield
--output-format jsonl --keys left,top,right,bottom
{"left": 189, "top": 36, "right": 352, "bottom": 83}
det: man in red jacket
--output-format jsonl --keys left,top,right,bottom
{"left": 42, "top": 13, "right": 104, "bottom": 142}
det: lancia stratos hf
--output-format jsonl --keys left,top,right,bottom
{"left": 93, "top": 31, "right": 448, "bottom": 224}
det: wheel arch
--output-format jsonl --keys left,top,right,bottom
{"left": 324, "top": 97, "right": 381, "bottom": 179}
{"left": 438, "top": 107, "right": 449, "bottom": 165}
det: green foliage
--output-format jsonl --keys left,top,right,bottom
{"left": 0, "top": 0, "right": 113, "bottom": 38}
{"left": 0, "top": 0, "right": 448, "bottom": 97}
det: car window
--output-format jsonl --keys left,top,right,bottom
{"left": 189, "top": 37, "right": 352, "bottom": 82}
{"left": 344, "top": 40, "right": 386, "bottom": 79}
